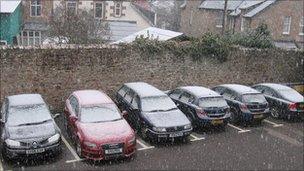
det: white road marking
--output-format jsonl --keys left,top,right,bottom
{"left": 227, "top": 123, "right": 251, "bottom": 133}
{"left": 65, "top": 158, "right": 86, "bottom": 164}
{"left": 136, "top": 139, "right": 155, "bottom": 151}
{"left": 263, "top": 119, "right": 283, "bottom": 127}
{"left": 190, "top": 134, "right": 205, "bottom": 142}
{"left": 265, "top": 128, "right": 302, "bottom": 147}
{"left": 0, "top": 157, "right": 3, "bottom": 171}
{"left": 61, "top": 135, "right": 81, "bottom": 160}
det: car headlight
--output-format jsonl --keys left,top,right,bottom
{"left": 84, "top": 141, "right": 97, "bottom": 149}
{"left": 184, "top": 124, "right": 192, "bottom": 130}
{"left": 127, "top": 136, "right": 136, "bottom": 145}
{"left": 152, "top": 127, "right": 166, "bottom": 132}
{"left": 48, "top": 133, "right": 60, "bottom": 144}
{"left": 5, "top": 139, "right": 21, "bottom": 147}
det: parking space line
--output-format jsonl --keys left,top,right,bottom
{"left": 0, "top": 158, "right": 3, "bottom": 171}
{"left": 263, "top": 119, "right": 283, "bottom": 127}
{"left": 190, "top": 134, "right": 205, "bottom": 142}
{"left": 227, "top": 123, "right": 251, "bottom": 133}
{"left": 265, "top": 128, "right": 302, "bottom": 147}
{"left": 61, "top": 135, "right": 81, "bottom": 160}
{"left": 65, "top": 159, "right": 86, "bottom": 164}
{"left": 137, "top": 139, "right": 155, "bottom": 151}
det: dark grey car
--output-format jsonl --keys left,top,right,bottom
{"left": 115, "top": 82, "right": 192, "bottom": 142}
{"left": 0, "top": 94, "right": 62, "bottom": 160}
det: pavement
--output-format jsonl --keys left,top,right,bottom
{"left": 1, "top": 116, "right": 303, "bottom": 170}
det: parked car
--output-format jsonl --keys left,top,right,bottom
{"left": 0, "top": 94, "right": 62, "bottom": 160}
{"left": 166, "top": 86, "right": 230, "bottom": 129}
{"left": 252, "top": 83, "right": 304, "bottom": 120}
{"left": 212, "top": 84, "right": 270, "bottom": 125}
{"left": 115, "top": 82, "right": 192, "bottom": 142}
{"left": 64, "top": 90, "right": 136, "bottom": 160}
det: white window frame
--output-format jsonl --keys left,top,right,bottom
{"left": 283, "top": 16, "right": 291, "bottom": 35}
{"left": 216, "top": 11, "right": 223, "bottom": 28}
{"left": 241, "top": 17, "right": 245, "bottom": 32}
{"left": 94, "top": 2, "right": 104, "bottom": 19}
{"left": 189, "top": 10, "right": 193, "bottom": 26}
{"left": 21, "top": 31, "right": 41, "bottom": 46}
{"left": 299, "top": 16, "right": 304, "bottom": 36}
{"left": 114, "top": 2, "right": 122, "bottom": 17}
{"left": 30, "top": 0, "right": 42, "bottom": 17}
{"left": 66, "top": 1, "right": 78, "bottom": 15}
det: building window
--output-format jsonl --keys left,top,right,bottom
{"left": 216, "top": 11, "right": 223, "bottom": 28}
{"left": 95, "top": 2, "right": 104, "bottom": 19}
{"left": 300, "top": 16, "right": 304, "bottom": 36}
{"left": 189, "top": 10, "right": 193, "bottom": 26}
{"left": 241, "top": 17, "right": 245, "bottom": 32}
{"left": 21, "top": 31, "right": 41, "bottom": 46}
{"left": 66, "top": 0, "right": 77, "bottom": 15}
{"left": 283, "top": 16, "right": 291, "bottom": 35}
{"left": 114, "top": 2, "right": 122, "bottom": 17}
{"left": 30, "top": 0, "right": 42, "bottom": 17}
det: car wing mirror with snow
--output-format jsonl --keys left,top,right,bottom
{"left": 122, "top": 110, "right": 128, "bottom": 117}
{"left": 0, "top": 118, "right": 4, "bottom": 124}
{"left": 53, "top": 113, "right": 60, "bottom": 119}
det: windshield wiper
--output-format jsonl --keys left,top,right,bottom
{"left": 17, "top": 119, "right": 51, "bottom": 126}
{"left": 165, "top": 107, "right": 178, "bottom": 111}
{"left": 149, "top": 109, "right": 165, "bottom": 113}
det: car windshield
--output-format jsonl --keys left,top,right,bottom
{"left": 7, "top": 104, "right": 52, "bottom": 127}
{"left": 141, "top": 96, "right": 177, "bottom": 112}
{"left": 242, "top": 94, "right": 267, "bottom": 103}
{"left": 278, "top": 89, "right": 304, "bottom": 102}
{"left": 80, "top": 104, "right": 122, "bottom": 123}
{"left": 198, "top": 97, "right": 227, "bottom": 108}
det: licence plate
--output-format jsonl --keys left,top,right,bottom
{"left": 254, "top": 114, "right": 263, "bottom": 119}
{"left": 26, "top": 148, "right": 45, "bottom": 154}
{"left": 105, "top": 148, "right": 122, "bottom": 154}
{"left": 169, "top": 132, "right": 183, "bottom": 137}
{"left": 212, "top": 119, "right": 223, "bottom": 125}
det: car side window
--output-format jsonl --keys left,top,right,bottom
{"left": 213, "top": 87, "right": 225, "bottom": 95}
{"left": 124, "top": 90, "right": 133, "bottom": 104}
{"left": 131, "top": 95, "right": 139, "bottom": 109}
{"left": 263, "top": 87, "right": 278, "bottom": 97}
{"left": 169, "top": 89, "right": 182, "bottom": 99}
{"left": 118, "top": 86, "right": 128, "bottom": 97}
{"left": 179, "top": 92, "right": 194, "bottom": 103}
{"left": 222, "top": 89, "right": 237, "bottom": 100}
{"left": 69, "top": 96, "right": 78, "bottom": 116}
{"left": 1, "top": 99, "right": 8, "bottom": 121}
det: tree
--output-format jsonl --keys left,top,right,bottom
{"left": 49, "top": 4, "right": 109, "bottom": 44}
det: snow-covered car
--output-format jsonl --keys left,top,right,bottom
{"left": 0, "top": 94, "right": 62, "bottom": 160}
{"left": 63, "top": 90, "right": 136, "bottom": 160}
{"left": 252, "top": 83, "right": 304, "bottom": 120}
{"left": 212, "top": 84, "right": 270, "bottom": 126}
{"left": 166, "top": 86, "right": 230, "bottom": 129}
{"left": 115, "top": 82, "right": 192, "bottom": 142}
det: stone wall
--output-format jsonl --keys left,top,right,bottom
{"left": 0, "top": 45, "right": 303, "bottom": 111}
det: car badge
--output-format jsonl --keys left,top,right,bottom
{"left": 32, "top": 141, "right": 38, "bottom": 148}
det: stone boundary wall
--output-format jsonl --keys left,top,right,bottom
{"left": 1, "top": 45, "right": 303, "bottom": 111}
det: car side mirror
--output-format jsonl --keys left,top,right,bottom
{"left": 70, "top": 116, "right": 78, "bottom": 122}
{"left": 0, "top": 119, "right": 4, "bottom": 124}
{"left": 122, "top": 110, "right": 128, "bottom": 117}
{"left": 53, "top": 113, "right": 60, "bottom": 119}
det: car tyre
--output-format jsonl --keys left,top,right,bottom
{"left": 140, "top": 126, "right": 148, "bottom": 141}
{"left": 270, "top": 107, "right": 280, "bottom": 119}
{"left": 76, "top": 140, "right": 83, "bottom": 158}
{"left": 230, "top": 108, "right": 239, "bottom": 124}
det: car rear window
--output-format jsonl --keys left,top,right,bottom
{"left": 198, "top": 97, "right": 227, "bottom": 108}
{"left": 242, "top": 94, "right": 267, "bottom": 103}
{"left": 80, "top": 104, "right": 122, "bottom": 123}
{"left": 278, "top": 89, "right": 304, "bottom": 102}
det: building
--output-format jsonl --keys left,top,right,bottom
{"left": 180, "top": 0, "right": 304, "bottom": 48}
{"left": 0, "top": 0, "right": 22, "bottom": 45}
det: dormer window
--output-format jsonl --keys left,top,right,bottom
{"left": 114, "top": 2, "right": 122, "bottom": 17}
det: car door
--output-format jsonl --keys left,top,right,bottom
{"left": 168, "top": 89, "right": 183, "bottom": 108}
{"left": 116, "top": 86, "right": 129, "bottom": 111}
{"left": 130, "top": 95, "right": 141, "bottom": 130}
{"left": 123, "top": 90, "right": 137, "bottom": 127}
{"left": 262, "top": 87, "right": 288, "bottom": 113}
{"left": 222, "top": 89, "right": 239, "bottom": 111}
{"left": 65, "top": 95, "right": 79, "bottom": 139}
{"left": 0, "top": 98, "right": 8, "bottom": 145}
{"left": 179, "top": 92, "right": 195, "bottom": 120}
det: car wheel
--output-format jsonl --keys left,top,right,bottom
{"left": 76, "top": 140, "right": 83, "bottom": 158}
{"left": 271, "top": 107, "right": 280, "bottom": 119}
{"left": 230, "top": 108, "right": 239, "bottom": 124}
{"left": 140, "top": 126, "right": 148, "bottom": 140}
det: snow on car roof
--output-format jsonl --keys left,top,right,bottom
{"left": 8, "top": 94, "right": 45, "bottom": 107}
{"left": 124, "top": 82, "right": 166, "bottom": 98}
{"left": 180, "top": 86, "right": 221, "bottom": 98}
{"left": 221, "top": 84, "right": 260, "bottom": 94}
{"left": 74, "top": 90, "right": 114, "bottom": 106}
{"left": 258, "top": 83, "right": 293, "bottom": 91}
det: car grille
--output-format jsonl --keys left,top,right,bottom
{"left": 247, "top": 104, "right": 268, "bottom": 112}
{"left": 20, "top": 138, "right": 49, "bottom": 148}
{"left": 205, "top": 108, "right": 226, "bottom": 118}
{"left": 102, "top": 143, "right": 124, "bottom": 150}
{"left": 166, "top": 126, "right": 184, "bottom": 132}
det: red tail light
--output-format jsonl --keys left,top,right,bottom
{"left": 240, "top": 104, "right": 250, "bottom": 113}
{"left": 196, "top": 108, "right": 207, "bottom": 118}
{"left": 288, "top": 103, "right": 297, "bottom": 111}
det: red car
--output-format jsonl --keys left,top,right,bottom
{"left": 64, "top": 90, "right": 136, "bottom": 160}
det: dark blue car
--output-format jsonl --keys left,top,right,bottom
{"left": 167, "top": 86, "right": 231, "bottom": 129}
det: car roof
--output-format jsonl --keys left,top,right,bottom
{"left": 7, "top": 94, "right": 45, "bottom": 107}
{"left": 257, "top": 83, "right": 293, "bottom": 91}
{"left": 73, "top": 90, "right": 114, "bottom": 106}
{"left": 124, "top": 82, "right": 166, "bottom": 98}
{"left": 220, "top": 84, "right": 260, "bottom": 94}
{"left": 179, "top": 86, "right": 221, "bottom": 98}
